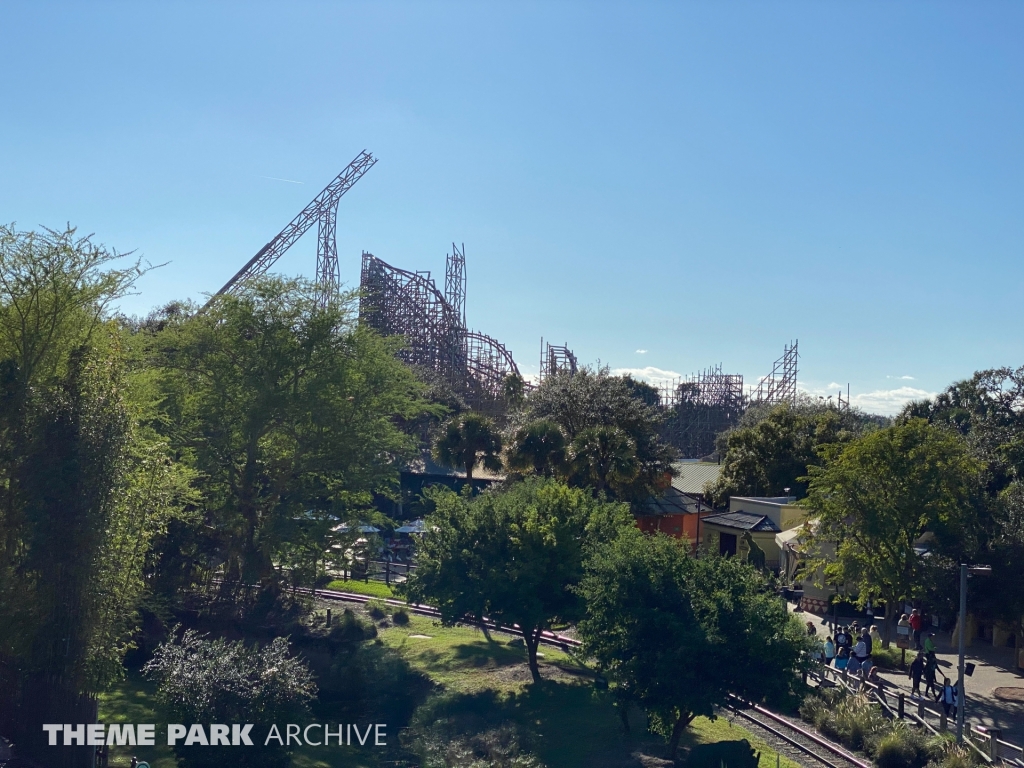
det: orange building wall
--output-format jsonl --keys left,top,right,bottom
{"left": 636, "top": 513, "right": 707, "bottom": 546}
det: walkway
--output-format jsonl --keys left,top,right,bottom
{"left": 798, "top": 607, "right": 1024, "bottom": 746}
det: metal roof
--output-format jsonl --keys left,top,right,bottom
{"left": 701, "top": 510, "right": 781, "bottom": 532}
{"left": 641, "top": 486, "right": 712, "bottom": 517}
{"left": 670, "top": 462, "right": 722, "bottom": 495}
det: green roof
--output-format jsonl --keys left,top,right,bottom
{"left": 670, "top": 462, "right": 722, "bottom": 495}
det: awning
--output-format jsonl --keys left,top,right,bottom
{"left": 775, "top": 527, "right": 803, "bottom": 550}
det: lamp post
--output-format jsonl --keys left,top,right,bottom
{"left": 956, "top": 563, "right": 991, "bottom": 743}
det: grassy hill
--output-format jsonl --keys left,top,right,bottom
{"left": 99, "top": 601, "right": 801, "bottom": 768}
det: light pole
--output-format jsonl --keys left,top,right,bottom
{"left": 957, "top": 563, "right": 991, "bottom": 743}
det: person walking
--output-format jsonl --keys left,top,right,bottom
{"left": 937, "top": 678, "right": 958, "bottom": 719}
{"left": 856, "top": 629, "right": 873, "bottom": 671}
{"left": 924, "top": 632, "right": 937, "bottom": 655}
{"left": 923, "top": 652, "right": 940, "bottom": 698}
{"left": 909, "top": 652, "right": 924, "bottom": 697}
{"left": 835, "top": 625, "right": 851, "bottom": 653}
{"left": 824, "top": 636, "right": 836, "bottom": 666}
{"left": 806, "top": 620, "right": 818, "bottom": 637}
{"left": 843, "top": 651, "right": 860, "bottom": 679}
{"left": 910, "top": 609, "right": 924, "bottom": 650}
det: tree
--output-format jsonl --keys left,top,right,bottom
{"left": 406, "top": 478, "right": 632, "bottom": 681}
{"left": 803, "top": 419, "right": 982, "bottom": 645}
{"left": 577, "top": 529, "right": 810, "bottom": 759}
{"left": 708, "top": 399, "right": 883, "bottom": 505}
{"left": 432, "top": 412, "right": 503, "bottom": 482}
{"left": 568, "top": 426, "right": 640, "bottom": 494}
{"left": 902, "top": 368, "right": 1024, "bottom": 642}
{"left": 144, "top": 629, "right": 316, "bottom": 768}
{"left": 520, "top": 367, "right": 675, "bottom": 505}
{"left": 0, "top": 226, "right": 192, "bottom": 759}
{"left": 505, "top": 419, "right": 567, "bottom": 477}
{"left": 149, "top": 277, "right": 428, "bottom": 592}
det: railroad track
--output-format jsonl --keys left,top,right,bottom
{"left": 725, "top": 696, "right": 870, "bottom": 768}
{"left": 312, "top": 587, "right": 580, "bottom": 649}
{"left": 317, "top": 588, "right": 872, "bottom": 768}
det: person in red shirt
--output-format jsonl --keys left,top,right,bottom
{"left": 909, "top": 609, "right": 924, "bottom": 650}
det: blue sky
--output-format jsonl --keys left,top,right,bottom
{"left": 2, "top": 2, "right": 1022, "bottom": 415}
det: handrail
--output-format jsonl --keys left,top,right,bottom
{"left": 812, "top": 662, "right": 1019, "bottom": 764}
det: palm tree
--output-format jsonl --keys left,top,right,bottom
{"left": 506, "top": 420, "right": 567, "bottom": 477}
{"left": 569, "top": 426, "right": 639, "bottom": 495}
{"left": 433, "top": 412, "right": 503, "bottom": 482}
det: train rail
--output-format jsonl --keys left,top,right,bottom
{"left": 725, "top": 696, "right": 871, "bottom": 768}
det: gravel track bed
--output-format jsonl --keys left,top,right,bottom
{"left": 723, "top": 706, "right": 868, "bottom": 768}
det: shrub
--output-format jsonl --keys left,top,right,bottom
{"left": 392, "top": 607, "right": 410, "bottom": 625}
{"left": 329, "top": 608, "right": 377, "bottom": 642}
{"left": 872, "top": 646, "right": 907, "bottom": 669}
{"left": 801, "top": 689, "right": 886, "bottom": 752}
{"left": 144, "top": 629, "right": 316, "bottom": 768}
{"left": 367, "top": 599, "right": 387, "bottom": 620}
{"left": 874, "top": 732, "right": 918, "bottom": 768}
{"left": 927, "top": 739, "right": 978, "bottom": 768}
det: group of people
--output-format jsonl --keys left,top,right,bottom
{"left": 814, "top": 621, "right": 878, "bottom": 677}
{"left": 808, "top": 614, "right": 961, "bottom": 719}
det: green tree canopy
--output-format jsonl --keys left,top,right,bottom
{"left": 148, "top": 277, "right": 429, "bottom": 591}
{"left": 519, "top": 367, "right": 675, "bottom": 506}
{"left": 568, "top": 425, "right": 640, "bottom": 494}
{"left": 0, "top": 226, "right": 193, "bottom": 757}
{"left": 577, "top": 529, "right": 810, "bottom": 759}
{"left": 708, "top": 399, "right": 884, "bottom": 505}
{"left": 406, "top": 477, "right": 633, "bottom": 681}
{"left": 803, "top": 418, "right": 982, "bottom": 644}
{"left": 432, "top": 411, "right": 503, "bottom": 482}
{"left": 505, "top": 419, "right": 567, "bottom": 477}
{"left": 902, "top": 367, "right": 1024, "bottom": 635}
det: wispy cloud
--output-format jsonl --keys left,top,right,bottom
{"left": 635, "top": 349, "right": 648, "bottom": 354}
{"left": 259, "top": 176, "right": 304, "bottom": 184}
{"left": 852, "top": 387, "right": 934, "bottom": 415}
{"left": 801, "top": 385, "right": 935, "bottom": 416}
{"left": 611, "top": 366, "right": 681, "bottom": 388}
{"left": 886, "top": 375, "right": 915, "bottom": 381}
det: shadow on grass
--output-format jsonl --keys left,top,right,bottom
{"left": 405, "top": 680, "right": 668, "bottom": 768}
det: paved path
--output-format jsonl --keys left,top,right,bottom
{"left": 796, "top": 606, "right": 1024, "bottom": 748}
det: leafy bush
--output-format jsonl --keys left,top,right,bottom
{"left": 926, "top": 738, "right": 979, "bottom": 768}
{"left": 367, "top": 598, "right": 388, "bottom": 620}
{"left": 393, "top": 607, "right": 410, "bottom": 625}
{"left": 329, "top": 607, "right": 378, "bottom": 642}
{"left": 875, "top": 733, "right": 915, "bottom": 768}
{"left": 800, "top": 689, "right": 886, "bottom": 752}
{"left": 144, "top": 629, "right": 316, "bottom": 768}
{"left": 872, "top": 646, "right": 907, "bottom": 669}
{"left": 802, "top": 689, "right": 939, "bottom": 768}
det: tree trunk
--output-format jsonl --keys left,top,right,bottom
{"left": 523, "top": 627, "right": 543, "bottom": 683}
{"left": 881, "top": 597, "right": 894, "bottom": 648}
{"left": 668, "top": 712, "right": 694, "bottom": 760}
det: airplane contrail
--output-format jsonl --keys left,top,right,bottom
{"left": 259, "top": 176, "right": 304, "bottom": 184}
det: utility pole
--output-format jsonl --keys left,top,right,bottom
{"left": 957, "top": 564, "right": 991, "bottom": 743}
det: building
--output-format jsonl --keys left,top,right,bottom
{"left": 634, "top": 462, "right": 721, "bottom": 547}
{"left": 700, "top": 496, "right": 807, "bottom": 572}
